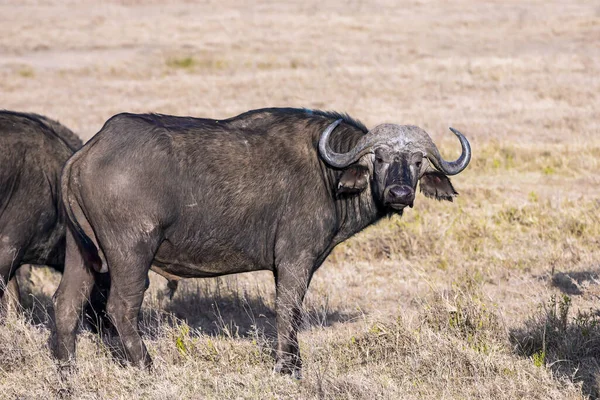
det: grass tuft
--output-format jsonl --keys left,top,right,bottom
{"left": 511, "top": 294, "right": 600, "bottom": 398}
{"left": 166, "top": 56, "right": 196, "bottom": 69}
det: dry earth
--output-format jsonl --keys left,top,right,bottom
{"left": 1, "top": 0, "right": 599, "bottom": 399}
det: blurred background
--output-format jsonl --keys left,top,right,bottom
{"left": 2, "top": 1, "right": 597, "bottom": 144}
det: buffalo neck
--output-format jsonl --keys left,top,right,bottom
{"left": 315, "top": 124, "right": 384, "bottom": 243}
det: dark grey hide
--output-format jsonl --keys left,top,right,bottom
{"left": 53, "top": 108, "right": 471, "bottom": 376}
{"left": 0, "top": 111, "right": 83, "bottom": 309}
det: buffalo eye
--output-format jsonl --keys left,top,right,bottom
{"left": 415, "top": 160, "right": 422, "bottom": 168}
{"left": 375, "top": 156, "right": 383, "bottom": 163}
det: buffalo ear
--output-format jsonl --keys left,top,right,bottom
{"left": 419, "top": 170, "right": 458, "bottom": 202}
{"left": 337, "top": 165, "right": 369, "bottom": 196}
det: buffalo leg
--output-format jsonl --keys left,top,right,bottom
{"left": 84, "top": 272, "right": 111, "bottom": 333}
{"left": 273, "top": 259, "right": 313, "bottom": 377}
{"left": 103, "top": 237, "right": 158, "bottom": 368}
{"left": 0, "top": 245, "right": 22, "bottom": 315}
{"left": 0, "top": 278, "right": 20, "bottom": 315}
{"left": 53, "top": 229, "right": 95, "bottom": 362}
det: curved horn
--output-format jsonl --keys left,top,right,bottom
{"left": 318, "top": 119, "right": 378, "bottom": 168}
{"left": 425, "top": 127, "right": 471, "bottom": 175}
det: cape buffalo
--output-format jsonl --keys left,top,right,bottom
{"left": 53, "top": 108, "right": 471, "bottom": 376}
{"left": 0, "top": 111, "right": 82, "bottom": 310}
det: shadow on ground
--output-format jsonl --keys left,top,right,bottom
{"left": 140, "top": 278, "right": 361, "bottom": 339}
{"left": 12, "top": 270, "right": 360, "bottom": 340}
{"left": 510, "top": 282, "right": 600, "bottom": 398}
{"left": 10, "top": 270, "right": 361, "bottom": 366}
{"left": 550, "top": 270, "right": 599, "bottom": 296}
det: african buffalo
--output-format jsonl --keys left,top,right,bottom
{"left": 53, "top": 108, "right": 471, "bottom": 376}
{"left": 0, "top": 111, "right": 82, "bottom": 310}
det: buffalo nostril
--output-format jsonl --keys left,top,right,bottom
{"left": 389, "top": 186, "right": 413, "bottom": 199}
{"left": 387, "top": 185, "right": 415, "bottom": 206}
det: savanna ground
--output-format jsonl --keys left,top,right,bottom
{"left": 1, "top": 0, "right": 599, "bottom": 398}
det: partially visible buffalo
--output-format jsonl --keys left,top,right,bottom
{"left": 25, "top": 112, "right": 83, "bottom": 152}
{"left": 0, "top": 111, "right": 82, "bottom": 310}
{"left": 54, "top": 108, "right": 471, "bottom": 376}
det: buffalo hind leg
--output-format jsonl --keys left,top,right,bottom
{"left": 0, "top": 278, "right": 21, "bottom": 316}
{"left": 273, "top": 259, "right": 313, "bottom": 378}
{"left": 53, "top": 229, "right": 95, "bottom": 363}
{"left": 0, "top": 245, "right": 23, "bottom": 317}
{"left": 103, "top": 236, "right": 158, "bottom": 368}
{"left": 83, "top": 272, "right": 112, "bottom": 334}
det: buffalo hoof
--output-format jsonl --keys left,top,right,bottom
{"left": 273, "top": 361, "right": 302, "bottom": 380}
{"left": 56, "top": 359, "right": 77, "bottom": 381}
{"left": 57, "top": 387, "right": 73, "bottom": 399}
{"left": 166, "top": 279, "right": 179, "bottom": 300}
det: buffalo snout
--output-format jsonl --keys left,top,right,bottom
{"left": 385, "top": 185, "right": 414, "bottom": 208}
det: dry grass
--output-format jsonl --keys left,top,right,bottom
{"left": 1, "top": 0, "right": 599, "bottom": 398}
{"left": 0, "top": 278, "right": 588, "bottom": 399}
{"left": 511, "top": 294, "right": 600, "bottom": 398}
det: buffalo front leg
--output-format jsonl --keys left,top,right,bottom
{"left": 53, "top": 229, "right": 95, "bottom": 363}
{"left": 273, "top": 259, "right": 313, "bottom": 377}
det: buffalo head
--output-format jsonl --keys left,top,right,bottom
{"left": 319, "top": 120, "right": 471, "bottom": 211}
